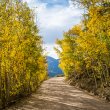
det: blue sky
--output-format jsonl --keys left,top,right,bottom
{"left": 23, "top": 0, "right": 82, "bottom": 58}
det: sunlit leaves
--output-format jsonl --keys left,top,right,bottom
{"left": 56, "top": 0, "right": 110, "bottom": 89}
{"left": 0, "top": 0, "right": 47, "bottom": 108}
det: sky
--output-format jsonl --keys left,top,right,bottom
{"left": 23, "top": 0, "right": 82, "bottom": 59}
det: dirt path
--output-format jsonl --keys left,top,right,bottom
{"left": 6, "top": 77, "right": 110, "bottom": 110}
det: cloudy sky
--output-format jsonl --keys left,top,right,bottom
{"left": 23, "top": 0, "right": 82, "bottom": 59}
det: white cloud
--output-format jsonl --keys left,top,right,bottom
{"left": 38, "top": 6, "right": 81, "bottom": 28}
{"left": 23, "top": 0, "right": 32, "bottom": 3}
{"left": 35, "top": 1, "right": 82, "bottom": 43}
{"left": 25, "top": 0, "right": 83, "bottom": 58}
{"left": 43, "top": 44, "right": 58, "bottom": 59}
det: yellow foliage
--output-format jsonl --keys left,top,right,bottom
{"left": 0, "top": 0, "right": 47, "bottom": 107}
{"left": 55, "top": 1, "right": 110, "bottom": 84}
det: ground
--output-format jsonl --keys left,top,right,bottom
{"left": 5, "top": 77, "right": 110, "bottom": 110}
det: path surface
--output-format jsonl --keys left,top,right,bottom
{"left": 6, "top": 77, "right": 110, "bottom": 110}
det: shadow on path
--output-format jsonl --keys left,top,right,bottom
{"left": 6, "top": 77, "right": 110, "bottom": 110}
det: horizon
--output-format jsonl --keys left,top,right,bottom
{"left": 46, "top": 55, "right": 59, "bottom": 60}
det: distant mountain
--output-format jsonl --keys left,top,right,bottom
{"left": 46, "top": 56, "right": 63, "bottom": 77}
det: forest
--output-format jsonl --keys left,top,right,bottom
{"left": 0, "top": 0, "right": 110, "bottom": 109}
{"left": 55, "top": 0, "right": 110, "bottom": 101}
{"left": 0, "top": 0, "right": 47, "bottom": 108}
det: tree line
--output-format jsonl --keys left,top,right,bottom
{"left": 0, "top": 0, "right": 47, "bottom": 108}
{"left": 55, "top": 0, "right": 110, "bottom": 100}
